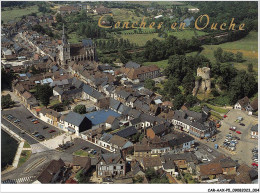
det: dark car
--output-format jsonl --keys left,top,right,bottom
{"left": 42, "top": 126, "right": 49, "bottom": 129}
{"left": 32, "top": 131, "right": 39, "bottom": 135}
{"left": 82, "top": 146, "right": 89, "bottom": 150}
{"left": 239, "top": 123, "right": 245, "bottom": 126}
{"left": 37, "top": 135, "right": 45, "bottom": 141}
{"left": 229, "top": 127, "right": 236, "bottom": 131}
{"left": 48, "top": 130, "right": 56, "bottom": 133}
{"left": 26, "top": 116, "right": 32, "bottom": 119}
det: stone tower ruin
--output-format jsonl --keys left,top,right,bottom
{"left": 192, "top": 67, "right": 211, "bottom": 96}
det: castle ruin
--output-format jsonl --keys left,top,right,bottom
{"left": 192, "top": 67, "right": 211, "bottom": 96}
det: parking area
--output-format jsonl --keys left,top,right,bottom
{"left": 2, "top": 105, "right": 64, "bottom": 141}
{"left": 61, "top": 138, "right": 110, "bottom": 155}
{"left": 205, "top": 109, "right": 258, "bottom": 166}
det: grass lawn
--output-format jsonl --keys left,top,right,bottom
{"left": 49, "top": 99, "right": 61, "bottom": 107}
{"left": 1, "top": 5, "right": 41, "bottom": 23}
{"left": 203, "top": 103, "right": 229, "bottom": 114}
{"left": 200, "top": 31, "right": 258, "bottom": 71}
{"left": 73, "top": 150, "right": 95, "bottom": 158}
{"left": 142, "top": 59, "right": 169, "bottom": 69}
{"left": 18, "top": 150, "right": 32, "bottom": 167}
{"left": 23, "top": 141, "right": 31, "bottom": 149}
{"left": 210, "top": 111, "right": 223, "bottom": 121}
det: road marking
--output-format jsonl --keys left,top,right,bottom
{"left": 2, "top": 176, "right": 34, "bottom": 184}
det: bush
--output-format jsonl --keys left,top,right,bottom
{"left": 73, "top": 105, "right": 86, "bottom": 114}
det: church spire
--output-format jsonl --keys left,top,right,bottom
{"left": 62, "top": 23, "right": 67, "bottom": 45}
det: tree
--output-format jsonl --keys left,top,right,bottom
{"left": 35, "top": 84, "right": 53, "bottom": 107}
{"left": 73, "top": 104, "right": 86, "bottom": 114}
{"left": 1, "top": 94, "right": 15, "bottom": 109}
{"left": 214, "top": 47, "right": 223, "bottom": 62}
{"left": 186, "top": 94, "right": 197, "bottom": 106}
{"left": 173, "top": 94, "right": 185, "bottom": 110}
{"left": 144, "top": 79, "right": 155, "bottom": 91}
{"left": 248, "top": 63, "right": 254, "bottom": 72}
{"left": 235, "top": 51, "right": 243, "bottom": 62}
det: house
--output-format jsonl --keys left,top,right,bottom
{"left": 131, "top": 161, "right": 145, "bottom": 177}
{"left": 146, "top": 123, "right": 170, "bottom": 139}
{"left": 165, "top": 133, "right": 195, "bottom": 152}
{"left": 235, "top": 164, "right": 253, "bottom": 184}
{"left": 212, "top": 156, "right": 237, "bottom": 175}
{"left": 64, "top": 111, "right": 92, "bottom": 135}
{"left": 72, "top": 156, "right": 91, "bottom": 174}
{"left": 96, "top": 153, "right": 126, "bottom": 177}
{"left": 251, "top": 124, "right": 258, "bottom": 139}
{"left": 21, "top": 91, "right": 38, "bottom": 110}
{"left": 116, "top": 65, "right": 160, "bottom": 83}
{"left": 115, "top": 126, "right": 138, "bottom": 138}
{"left": 36, "top": 159, "right": 67, "bottom": 184}
{"left": 234, "top": 96, "right": 250, "bottom": 111}
{"left": 39, "top": 107, "right": 61, "bottom": 127}
{"left": 160, "top": 156, "right": 177, "bottom": 177}
{"left": 105, "top": 116, "right": 120, "bottom": 130}
{"left": 134, "top": 144, "right": 151, "bottom": 158}
{"left": 140, "top": 156, "right": 162, "bottom": 170}
{"left": 197, "top": 162, "right": 223, "bottom": 181}
{"left": 93, "top": 6, "right": 111, "bottom": 15}
{"left": 82, "top": 84, "right": 104, "bottom": 103}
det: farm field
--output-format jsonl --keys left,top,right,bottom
{"left": 200, "top": 31, "right": 258, "bottom": 71}
{"left": 142, "top": 59, "right": 169, "bottom": 69}
{"left": 168, "top": 29, "right": 208, "bottom": 40}
{"left": 1, "top": 5, "right": 41, "bottom": 23}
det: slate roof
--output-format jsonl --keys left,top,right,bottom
{"left": 100, "top": 153, "right": 122, "bottom": 165}
{"left": 109, "top": 135, "right": 129, "bottom": 148}
{"left": 168, "top": 134, "right": 194, "bottom": 147}
{"left": 37, "top": 159, "right": 65, "bottom": 183}
{"left": 118, "top": 104, "right": 130, "bottom": 114}
{"left": 152, "top": 123, "right": 168, "bottom": 134}
{"left": 100, "top": 133, "right": 113, "bottom": 143}
{"left": 128, "top": 109, "right": 141, "bottom": 119}
{"left": 125, "top": 61, "right": 141, "bottom": 69}
{"left": 83, "top": 84, "right": 104, "bottom": 100}
{"left": 190, "top": 121, "right": 209, "bottom": 131}
{"left": 115, "top": 126, "right": 138, "bottom": 138}
{"left": 82, "top": 39, "right": 93, "bottom": 47}
{"left": 130, "top": 117, "right": 141, "bottom": 125}
{"left": 64, "top": 112, "right": 86, "bottom": 127}
{"left": 237, "top": 96, "right": 250, "bottom": 108}
{"left": 109, "top": 98, "right": 121, "bottom": 111}
{"left": 116, "top": 90, "right": 131, "bottom": 100}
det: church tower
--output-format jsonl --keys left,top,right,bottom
{"left": 59, "top": 24, "right": 70, "bottom": 66}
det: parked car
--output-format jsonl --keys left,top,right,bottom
{"left": 239, "top": 123, "right": 245, "bottom": 126}
{"left": 88, "top": 149, "right": 94, "bottom": 154}
{"left": 31, "top": 119, "right": 37, "bottom": 122}
{"left": 207, "top": 148, "right": 213, "bottom": 153}
{"left": 34, "top": 120, "right": 39, "bottom": 124}
{"left": 42, "top": 126, "right": 49, "bottom": 129}
{"left": 236, "top": 131, "right": 242, "bottom": 134}
{"left": 32, "top": 131, "right": 39, "bottom": 135}
{"left": 37, "top": 135, "right": 45, "bottom": 141}
{"left": 26, "top": 116, "right": 32, "bottom": 119}
{"left": 92, "top": 150, "right": 97, "bottom": 155}
{"left": 48, "top": 130, "right": 56, "bottom": 133}
{"left": 34, "top": 133, "right": 40, "bottom": 137}
{"left": 14, "top": 119, "right": 20, "bottom": 123}
{"left": 82, "top": 146, "right": 89, "bottom": 150}
{"left": 229, "top": 127, "right": 236, "bottom": 131}
{"left": 20, "top": 130, "right": 25, "bottom": 134}
{"left": 211, "top": 138, "right": 216, "bottom": 142}
{"left": 252, "top": 163, "right": 258, "bottom": 167}
{"left": 224, "top": 115, "right": 227, "bottom": 118}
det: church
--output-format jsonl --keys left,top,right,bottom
{"left": 57, "top": 24, "right": 96, "bottom": 67}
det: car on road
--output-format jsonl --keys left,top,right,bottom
{"left": 82, "top": 146, "right": 89, "bottom": 150}
{"left": 20, "top": 130, "right": 25, "bottom": 134}
{"left": 33, "top": 120, "right": 39, "bottom": 124}
{"left": 88, "top": 149, "right": 94, "bottom": 154}
{"left": 32, "top": 131, "right": 39, "bottom": 135}
{"left": 42, "top": 126, "right": 49, "bottom": 129}
{"left": 92, "top": 150, "right": 97, "bottom": 155}
{"left": 236, "top": 131, "right": 242, "bottom": 134}
{"left": 31, "top": 119, "right": 37, "bottom": 122}
{"left": 207, "top": 148, "right": 213, "bottom": 153}
{"left": 239, "top": 123, "right": 245, "bottom": 126}
{"left": 224, "top": 115, "right": 227, "bottom": 118}
{"left": 252, "top": 163, "right": 258, "bottom": 167}
{"left": 211, "top": 138, "right": 216, "bottom": 142}
{"left": 26, "top": 116, "right": 32, "bottom": 119}
{"left": 48, "top": 130, "right": 56, "bottom": 133}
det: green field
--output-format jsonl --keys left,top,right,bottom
{"left": 1, "top": 5, "right": 41, "bottom": 23}
{"left": 203, "top": 103, "right": 229, "bottom": 114}
{"left": 142, "top": 59, "right": 169, "bottom": 69}
{"left": 200, "top": 31, "right": 258, "bottom": 71}
{"left": 68, "top": 32, "right": 82, "bottom": 44}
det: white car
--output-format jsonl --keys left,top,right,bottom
{"left": 207, "top": 148, "right": 213, "bottom": 153}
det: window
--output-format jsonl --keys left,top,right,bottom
{"left": 114, "top": 166, "right": 116, "bottom": 169}
{"left": 121, "top": 166, "right": 123, "bottom": 169}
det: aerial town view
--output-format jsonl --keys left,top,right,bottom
{"left": 1, "top": 1, "right": 258, "bottom": 186}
